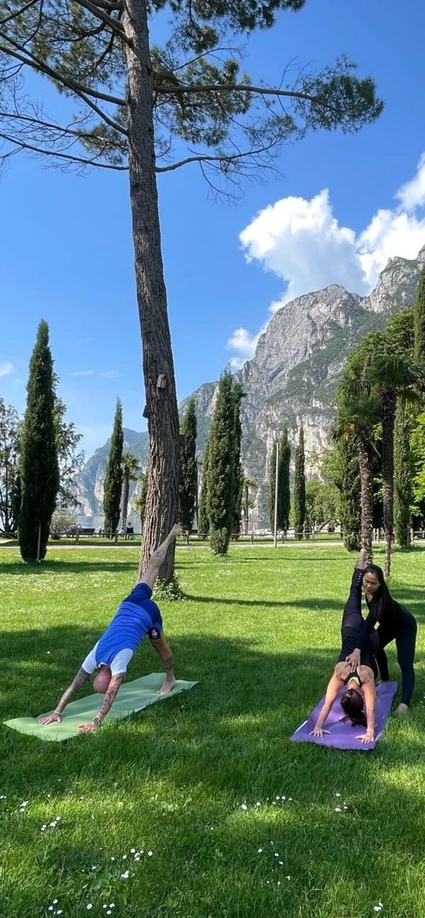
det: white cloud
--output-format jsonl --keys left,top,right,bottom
{"left": 70, "top": 370, "right": 94, "bottom": 376}
{"left": 0, "top": 362, "right": 13, "bottom": 376}
{"left": 226, "top": 327, "right": 262, "bottom": 368}
{"left": 99, "top": 370, "right": 120, "bottom": 379}
{"left": 228, "top": 153, "right": 425, "bottom": 365}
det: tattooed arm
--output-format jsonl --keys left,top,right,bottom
{"left": 39, "top": 668, "right": 90, "bottom": 725}
{"left": 149, "top": 634, "right": 176, "bottom": 694}
{"left": 77, "top": 674, "right": 124, "bottom": 733}
{"left": 138, "top": 523, "right": 182, "bottom": 589}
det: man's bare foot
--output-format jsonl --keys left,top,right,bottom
{"left": 157, "top": 678, "right": 176, "bottom": 695}
{"left": 396, "top": 703, "right": 409, "bottom": 715}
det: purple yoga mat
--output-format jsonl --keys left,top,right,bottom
{"left": 290, "top": 681, "right": 397, "bottom": 750}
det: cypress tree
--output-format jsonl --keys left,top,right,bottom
{"left": 207, "top": 369, "right": 237, "bottom": 555}
{"left": 19, "top": 320, "right": 59, "bottom": 561}
{"left": 293, "top": 425, "right": 306, "bottom": 539}
{"left": 394, "top": 401, "right": 412, "bottom": 546}
{"left": 197, "top": 442, "right": 210, "bottom": 539}
{"left": 414, "top": 268, "right": 425, "bottom": 363}
{"left": 268, "top": 441, "right": 277, "bottom": 532}
{"left": 178, "top": 398, "right": 198, "bottom": 541}
{"left": 278, "top": 428, "right": 291, "bottom": 531}
{"left": 103, "top": 399, "right": 124, "bottom": 538}
{"left": 232, "top": 383, "right": 244, "bottom": 539}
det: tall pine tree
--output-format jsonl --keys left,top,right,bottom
{"left": 207, "top": 370, "right": 238, "bottom": 555}
{"left": 197, "top": 443, "right": 210, "bottom": 539}
{"left": 394, "top": 400, "right": 412, "bottom": 546}
{"left": 19, "top": 320, "right": 59, "bottom": 561}
{"left": 178, "top": 398, "right": 198, "bottom": 541}
{"left": 103, "top": 399, "right": 124, "bottom": 538}
{"left": 414, "top": 268, "right": 425, "bottom": 363}
{"left": 293, "top": 425, "right": 306, "bottom": 539}
{"left": 339, "top": 438, "right": 361, "bottom": 551}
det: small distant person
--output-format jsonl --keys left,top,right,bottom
{"left": 39, "top": 524, "right": 182, "bottom": 733}
{"left": 98, "top": 526, "right": 103, "bottom": 538}
{"left": 126, "top": 521, "right": 134, "bottom": 540}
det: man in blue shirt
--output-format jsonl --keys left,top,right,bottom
{"left": 39, "top": 523, "right": 182, "bottom": 733}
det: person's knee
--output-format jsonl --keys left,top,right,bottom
{"left": 93, "top": 666, "right": 111, "bottom": 693}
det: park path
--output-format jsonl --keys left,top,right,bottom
{"left": 0, "top": 539, "right": 344, "bottom": 551}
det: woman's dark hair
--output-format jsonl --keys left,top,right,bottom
{"left": 340, "top": 688, "right": 367, "bottom": 727}
{"left": 363, "top": 563, "right": 396, "bottom": 628}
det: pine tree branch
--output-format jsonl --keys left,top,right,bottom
{"left": 0, "top": 108, "right": 126, "bottom": 149}
{"left": 0, "top": 0, "right": 41, "bottom": 27}
{"left": 0, "top": 130, "right": 127, "bottom": 168}
{"left": 153, "top": 81, "right": 338, "bottom": 112}
{"left": 155, "top": 140, "right": 279, "bottom": 173}
{"left": 0, "top": 39, "right": 127, "bottom": 135}
{"left": 74, "top": 0, "right": 125, "bottom": 38}
{"left": 0, "top": 31, "right": 126, "bottom": 108}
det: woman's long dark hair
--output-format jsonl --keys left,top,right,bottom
{"left": 340, "top": 688, "right": 367, "bottom": 727}
{"left": 363, "top": 563, "right": 396, "bottom": 628}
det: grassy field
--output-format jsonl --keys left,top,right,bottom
{"left": 1, "top": 544, "right": 424, "bottom": 918}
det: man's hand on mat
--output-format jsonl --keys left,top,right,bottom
{"left": 39, "top": 712, "right": 62, "bottom": 725}
{"left": 345, "top": 649, "right": 361, "bottom": 670}
{"left": 77, "top": 721, "right": 100, "bottom": 733}
{"left": 157, "top": 677, "right": 176, "bottom": 695}
{"left": 309, "top": 726, "right": 331, "bottom": 737}
{"left": 356, "top": 729, "right": 374, "bottom": 744}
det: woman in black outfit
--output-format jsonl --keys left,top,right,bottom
{"left": 345, "top": 562, "right": 417, "bottom": 713}
{"left": 311, "top": 551, "right": 379, "bottom": 743}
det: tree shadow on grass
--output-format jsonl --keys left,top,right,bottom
{"left": 0, "top": 559, "right": 140, "bottom": 577}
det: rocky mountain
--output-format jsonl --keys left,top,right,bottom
{"left": 182, "top": 247, "right": 425, "bottom": 525}
{"left": 76, "top": 428, "right": 148, "bottom": 526}
{"left": 76, "top": 247, "right": 425, "bottom": 527}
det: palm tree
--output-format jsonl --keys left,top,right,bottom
{"left": 365, "top": 353, "right": 424, "bottom": 577}
{"left": 121, "top": 452, "right": 142, "bottom": 531}
{"left": 333, "top": 395, "right": 381, "bottom": 563}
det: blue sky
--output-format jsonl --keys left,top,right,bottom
{"left": 1, "top": 0, "right": 425, "bottom": 456}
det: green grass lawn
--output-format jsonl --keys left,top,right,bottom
{"left": 1, "top": 544, "right": 425, "bottom": 918}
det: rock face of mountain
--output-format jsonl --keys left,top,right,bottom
{"left": 77, "top": 247, "right": 424, "bottom": 527}
{"left": 76, "top": 429, "right": 148, "bottom": 526}
{"left": 182, "top": 248, "right": 425, "bottom": 525}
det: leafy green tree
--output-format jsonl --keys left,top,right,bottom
{"left": 0, "top": 0, "right": 383, "bottom": 580}
{"left": 19, "top": 320, "right": 59, "bottom": 561}
{"left": 242, "top": 477, "right": 257, "bottom": 534}
{"left": 54, "top": 396, "right": 85, "bottom": 508}
{"left": 179, "top": 399, "right": 198, "bottom": 541}
{"left": 293, "top": 426, "right": 306, "bottom": 539}
{"left": 134, "top": 470, "right": 149, "bottom": 532}
{"left": 305, "top": 480, "right": 339, "bottom": 533}
{"left": 103, "top": 399, "right": 124, "bottom": 538}
{"left": 279, "top": 428, "right": 291, "bottom": 531}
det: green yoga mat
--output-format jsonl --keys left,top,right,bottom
{"left": 4, "top": 673, "right": 198, "bottom": 742}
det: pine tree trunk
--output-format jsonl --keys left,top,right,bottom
{"left": 123, "top": 0, "right": 179, "bottom": 582}
{"left": 382, "top": 390, "right": 396, "bottom": 578}
{"left": 357, "top": 436, "right": 374, "bottom": 563}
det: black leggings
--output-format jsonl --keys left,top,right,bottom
{"left": 339, "top": 570, "right": 378, "bottom": 670}
{"left": 376, "top": 608, "right": 417, "bottom": 706}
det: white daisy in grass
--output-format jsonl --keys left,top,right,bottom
{"left": 257, "top": 848, "right": 263, "bottom": 854}
{"left": 148, "top": 851, "right": 153, "bottom": 856}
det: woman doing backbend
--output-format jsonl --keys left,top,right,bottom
{"left": 345, "top": 562, "right": 417, "bottom": 714}
{"left": 311, "top": 550, "right": 378, "bottom": 744}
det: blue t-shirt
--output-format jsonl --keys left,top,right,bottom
{"left": 95, "top": 583, "right": 163, "bottom": 668}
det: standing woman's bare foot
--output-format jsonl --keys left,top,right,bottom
{"left": 157, "top": 678, "right": 176, "bottom": 695}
